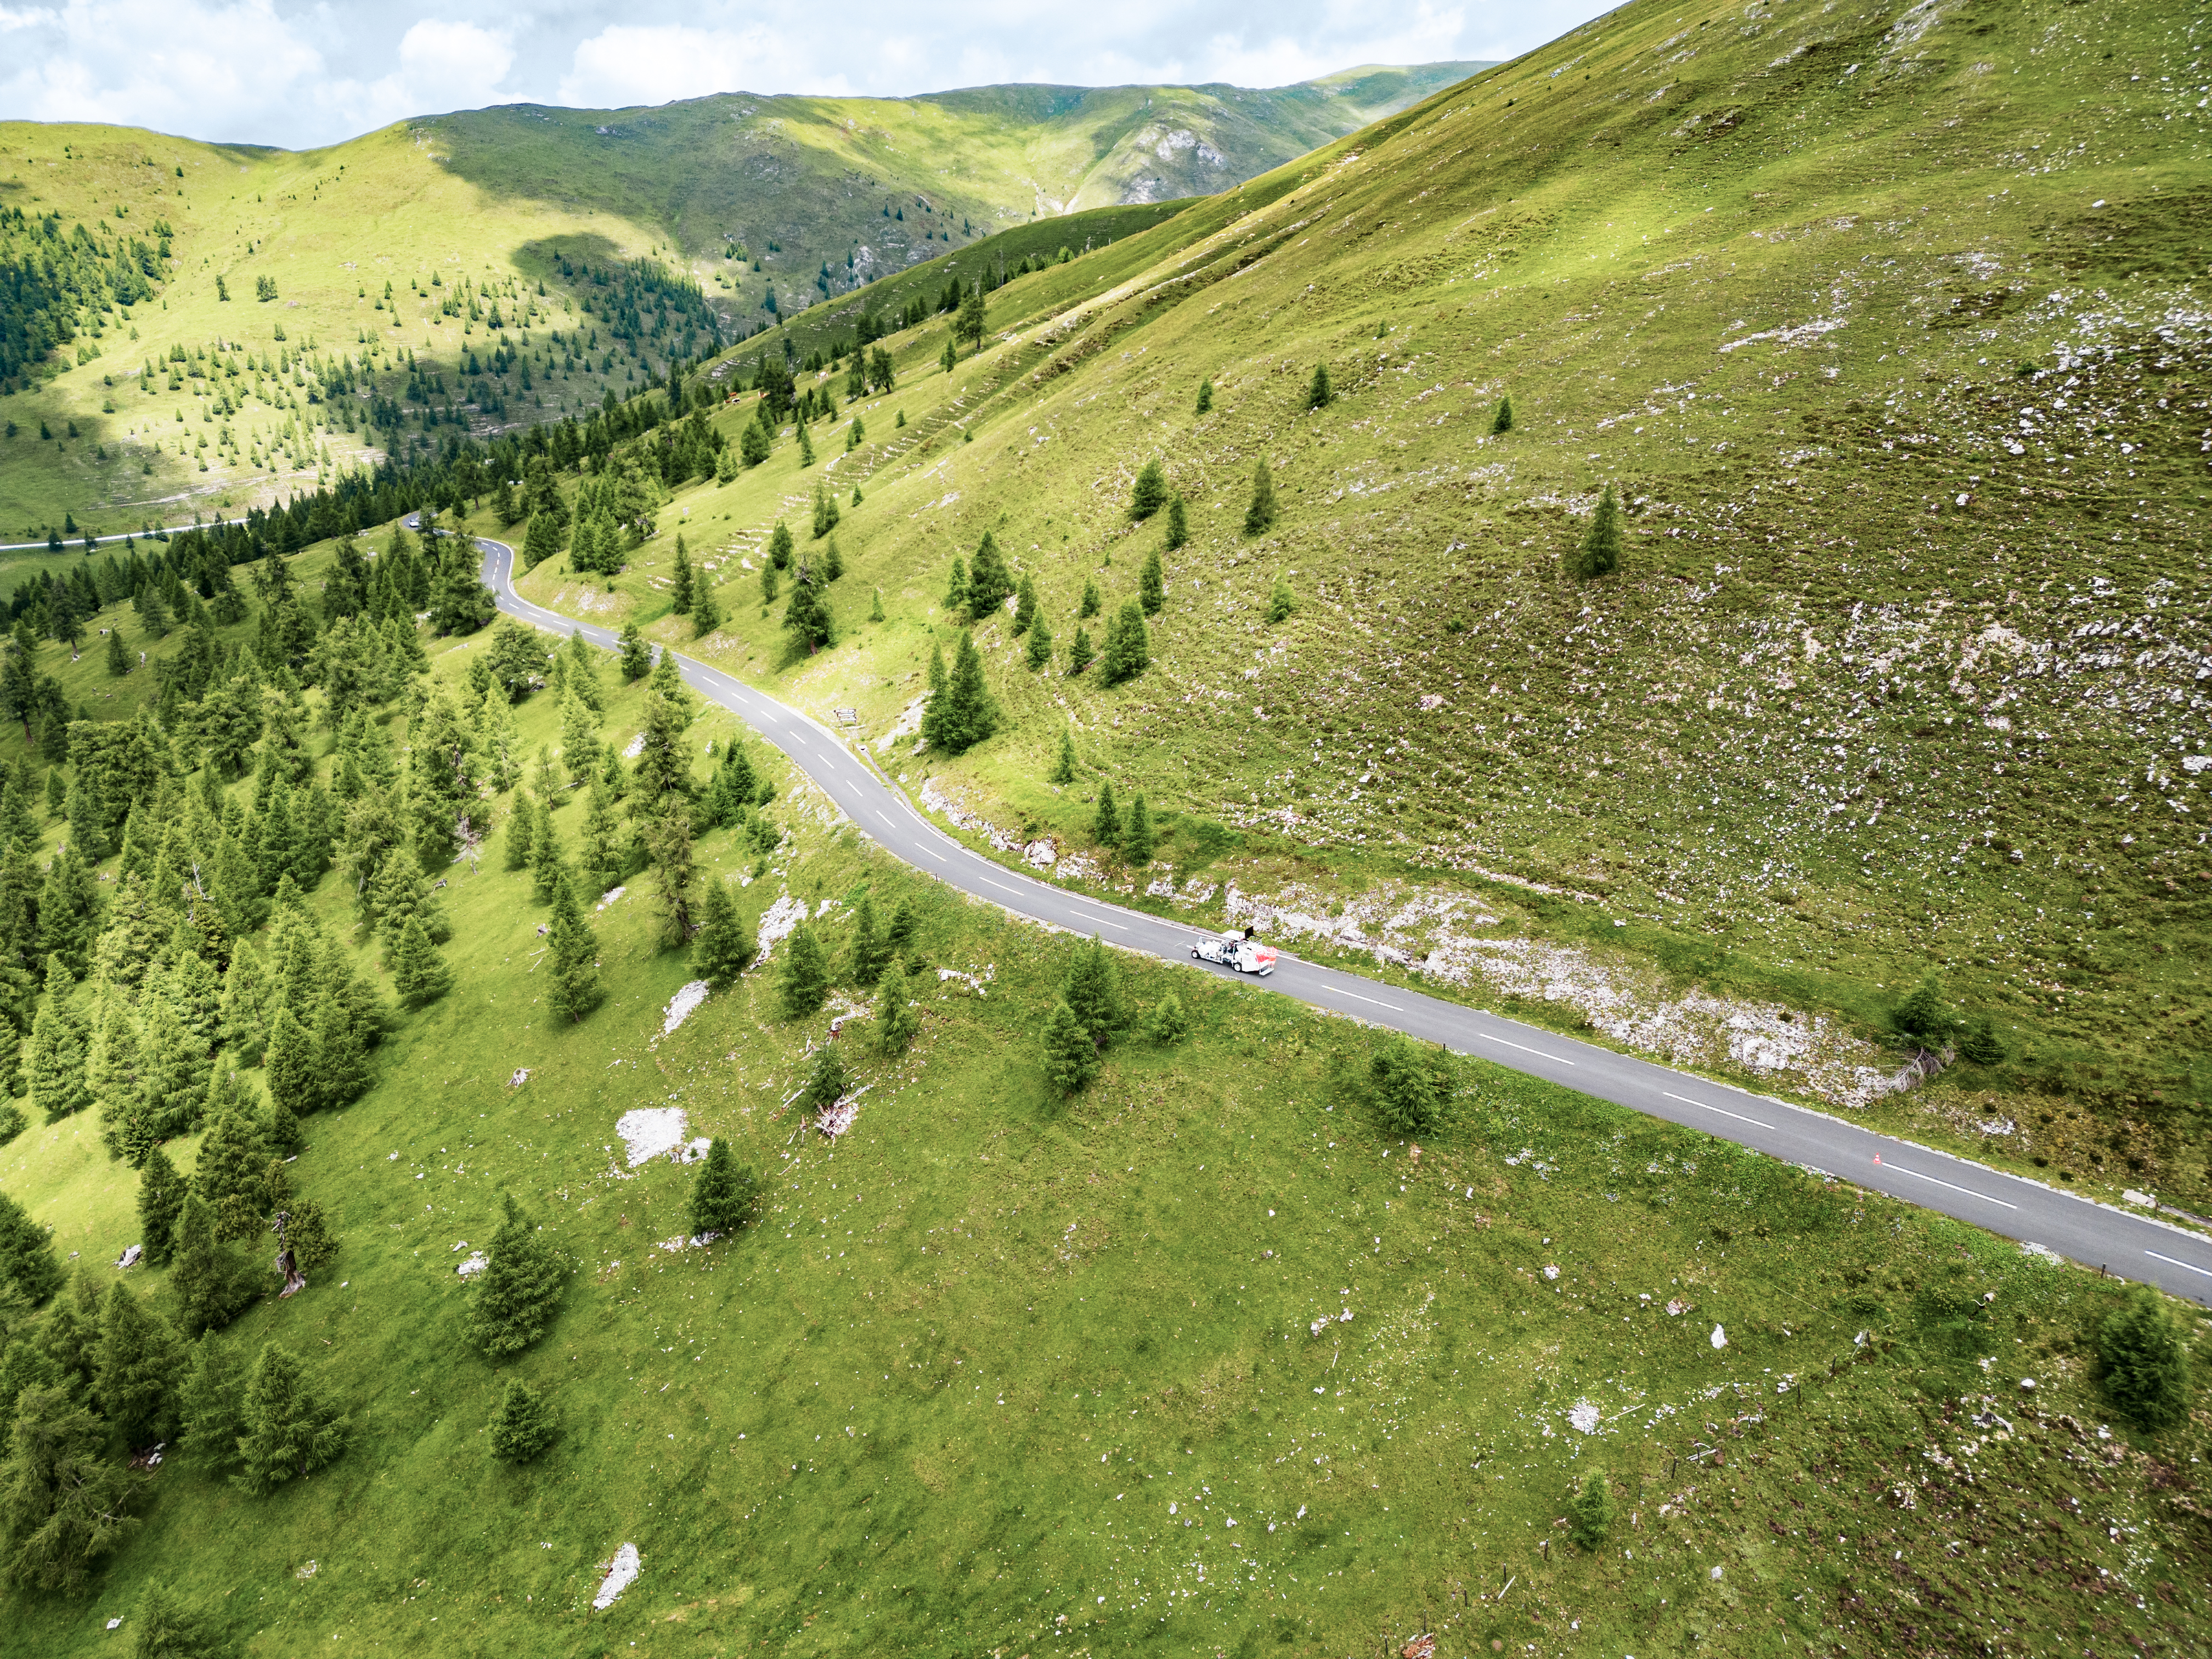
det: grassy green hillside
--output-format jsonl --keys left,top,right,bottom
{"left": 0, "top": 550, "right": 2200, "bottom": 1657}
{"left": 3, "top": 0, "right": 2211, "bottom": 1649}
{"left": 0, "top": 63, "right": 1480, "bottom": 539}
{"left": 490, "top": 0, "right": 2211, "bottom": 1221}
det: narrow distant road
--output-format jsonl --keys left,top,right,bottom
{"left": 479, "top": 536, "right": 2212, "bottom": 1306}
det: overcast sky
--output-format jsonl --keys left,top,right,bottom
{"left": 0, "top": 0, "right": 1610, "bottom": 151}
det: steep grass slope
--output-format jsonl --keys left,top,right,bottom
{"left": 513, "top": 0, "right": 2211, "bottom": 1218}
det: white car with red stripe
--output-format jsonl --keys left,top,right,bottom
{"left": 1190, "top": 932, "right": 1276, "bottom": 975}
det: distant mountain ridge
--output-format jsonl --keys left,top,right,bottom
{"left": 412, "top": 62, "right": 1491, "bottom": 272}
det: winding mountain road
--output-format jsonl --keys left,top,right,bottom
{"left": 478, "top": 535, "right": 2212, "bottom": 1306}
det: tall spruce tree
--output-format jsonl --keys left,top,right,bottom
{"left": 546, "top": 875, "right": 602, "bottom": 1024}
{"left": 1138, "top": 548, "right": 1164, "bottom": 616}
{"left": 669, "top": 535, "right": 695, "bottom": 615}
{"left": 1124, "top": 794, "right": 1155, "bottom": 867}
{"left": 0, "top": 1190, "right": 60, "bottom": 1308}
{"left": 1306, "top": 363, "right": 1333, "bottom": 409}
{"left": 235, "top": 1341, "right": 346, "bottom": 1495}
{"left": 1040, "top": 999, "right": 1098, "bottom": 1095}
{"left": 875, "top": 968, "right": 919, "bottom": 1056}
{"left": 95, "top": 1279, "right": 182, "bottom": 1447}
{"left": 1078, "top": 579, "right": 1101, "bottom": 620}
{"left": 1061, "top": 936, "right": 1125, "bottom": 1045}
{"left": 1092, "top": 781, "right": 1121, "bottom": 850}
{"left": 1165, "top": 495, "right": 1187, "bottom": 551}
{"left": 169, "top": 1190, "right": 250, "bottom": 1336}
{"left": 1267, "top": 573, "right": 1297, "bottom": 624}
{"left": 391, "top": 915, "right": 453, "bottom": 1009}
{"left": 1571, "top": 482, "right": 1624, "bottom": 579}
{"left": 1099, "top": 601, "right": 1150, "bottom": 686}
{"left": 1243, "top": 460, "right": 1278, "bottom": 536}
{"left": 1130, "top": 460, "right": 1167, "bottom": 521}
{"left": 1048, "top": 728, "right": 1079, "bottom": 787}
{"left": 1491, "top": 393, "right": 1515, "bottom": 433}
{"left": 465, "top": 1194, "right": 566, "bottom": 1357}
{"left": 688, "top": 1138, "right": 757, "bottom": 1238}
{"left": 1011, "top": 573, "right": 1037, "bottom": 636}
{"left": 2098, "top": 1285, "right": 2192, "bottom": 1431}
{"left": 779, "top": 923, "right": 830, "bottom": 1020}
{"left": 921, "top": 633, "right": 997, "bottom": 756}
{"left": 692, "top": 882, "right": 754, "bottom": 989}
{"left": 967, "top": 533, "right": 1014, "bottom": 616}
{"left": 136, "top": 1148, "right": 187, "bottom": 1269}
{"left": 617, "top": 621, "right": 652, "bottom": 681}
{"left": 176, "top": 1333, "right": 246, "bottom": 1473}
{"left": 0, "top": 1384, "right": 138, "bottom": 1592}
{"left": 24, "top": 1001, "right": 90, "bottom": 1123}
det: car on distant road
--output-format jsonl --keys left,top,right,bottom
{"left": 1191, "top": 932, "right": 1276, "bottom": 975}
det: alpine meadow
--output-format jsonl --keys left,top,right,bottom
{"left": 0, "top": 1, "right": 2208, "bottom": 1656}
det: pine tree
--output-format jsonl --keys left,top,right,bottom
{"left": 503, "top": 792, "right": 538, "bottom": 872}
{"left": 1091, "top": 781, "right": 1121, "bottom": 850}
{"left": 800, "top": 1046, "right": 848, "bottom": 1115}
{"left": 669, "top": 535, "right": 695, "bottom": 614}
{"left": 1243, "top": 460, "right": 1278, "bottom": 536}
{"left": 779, "top": 922, "right": 830, "bottom": 1019}
{"left": 1099, "top": 601, "right": 1150, "bottom": 686}
{"left": 1146, "top": 990, "right": 1188, "bottom": 1045}
{"left": 1194, "top": 379, "right": 1214, "bottom": 415}
{"left": 128, "top": 1582, "right": 223, "bottom": 1658}
{"left": 531, "top": 810, "right": 565, "bottom": 902}
{"left": 137, "top": 1147, "right": 187, "bottom": 1268}
{"left": 1012, "top": 573, "right": 1037, "bottom": 636}
{"left": 921, "top": 633, "right": 997, "bottom": 756}
{"left": 195, "top": 1105, "right": 268, "bottom": 1242}
{"left": 1048, "top": 729, "right": 1078, "bottom": 786}
{"left": 939, "top": 336, "right": 957, "bottom": 374}
{"left": 846, "top": 894, "right": 889, "bottom": 986}
{"left": 926, "top": 641, "right": 947, "bottom": 701}
{"left": 1130, "top": 460, "right": 1167, "bottom": 521}
{"left": 1491, "top": 393, "right": 1515, "bottom": 434}
{"left": 692, "top": 882, "right": 754, "bottom": 989}
{"left": 640, "top": 801, "right": 696, "bottom": 949}
{"left": 967, "top": 532, "right": 1014, "bottom": 614}
{"left": 869, "top": 588, "right": 885, "bottom": 623}
{"left": 263, "top": 1003, "right": 319, "bottom": 1124}
{"left": 1067, "top": 626, "right": 1094, "bottom": 674}
{"left": 1040, "top": 998, "right": 1098, "bottom": 1095}
{"left": 216, "top": 945, "right": 269, "bottom": 1064}
{"left": 0, "top": 1189, "right": 60, "bottom": 1307}
{"left": 546, "top": 875, "right": 602, "bottom": 1024}
{"left": 1124, "top": 794, "right": 1155, "bottom": 866}
{"left": 875, "top": 968, "right": 919, "bottom": 1056}
{"left": 0, "top": 1384, "right": 138, "bottom": 1592}
{"left": 1893, "top": 973, "right": 1951, "bottom": 1047}
{"left": 1369, "top": 1037, "right": 1445, "bottom": 1135}
{"left": 1025, "top": 611, "right": 1054, "bottom": 672}
{"left": 1267, "top": 573, "right": 1297, "bottom": 625}
{"left": 688, "top": 1138, "right": 757, "bottom": 1238}
{"left": 1566, "top": 1470, "right": 1614, "bottom": 1550}
{"left": 823, "top": 539, "right": 843, "bottom": 582}
{"left": 2098, "top": 1285, "right": 2192, "bottom": 1431}
{"left": 1165, "top": 495, "right": 1187, "bottom": 551}
{"left": 1138, "top": 548, "right": 1164, "bottom": 616}
{"left": 95, "top": 1279, "right": 182, "bottom": 1447}
{"left": 24, "top": 1001, "right": 90, "bottom": 1123}
{"left": 466, "top": 1193, "right": 566, "bottom": 1357}
{"left": 1958, "top": 1014, "right": 2004, "bottom": 1066}
{"left": 1306, "top": 363, "right": 1333, "bottom": 410}
{"left": 1079, "top": 579, "right": 1101, "bottom": 619}
{"left": 487, "top": 1378, "right": 557, "bottom": 1463}
{"left": 1571, "top": 482, "right": 1624, "bottom": 579}
{"left": 760, "top": 561, "right": 780, "bottom": 605}
{"left": 884, "top": 901, "right": 918, "bottom": 960}
{"left": 106, "top": 629, "right": 130, "bottom": 677}
{"left": 618, "top": 620, "right": 653, "bottom": 681}
{"left": 768, "top": 520, "right": 794, "bottom": 569}
{"left": 235, "top": 1341, "right": 346, "bottom": 1495}
{"left": 170, "top": 1190, "right": 250, "bottom": 1336}
{"left": 797, "top": 423, "right": 815, "bottom": 467}
{"left": 177, "top": 1333, "right": 245, "bottom": 1473}
{"left": 1061, "top": 936, "right": 1125, "bottom": 1045}
{"left": 391, "top": 915, "right": 453, "bottom": 1009}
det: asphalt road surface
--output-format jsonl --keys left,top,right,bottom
{"left": 479, "top": 536, "right": 2212, "bottom": 1305}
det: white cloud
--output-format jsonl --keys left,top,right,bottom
{"left": 0, "top": 0, "right": 325, "bottom": 140}
{"left": 338, "top": 19, "right": 517, "bottom": 133}
{"left": 558, "top": 24, "right": 850, "bottom": 110}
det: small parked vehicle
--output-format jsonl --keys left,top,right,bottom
{"left": 1190, "top": 931, "right": 1276, "bottom": 975}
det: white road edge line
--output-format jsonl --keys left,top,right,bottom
{"left": 1479, "top": 1031, "right": 1572, "bottom": 1064}
{"left": 1662, "top": 1091, "right": 1772, "bottom": 1130}
{"left": 1884, "top": 1164, "right": 2018, "bottom": 1210}
{"left": 1334, "top": 990, "right": 1404, "bottom": 1012}
{"left": 2145, "top": 1250, "right": 2212, "bottom": 1279}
